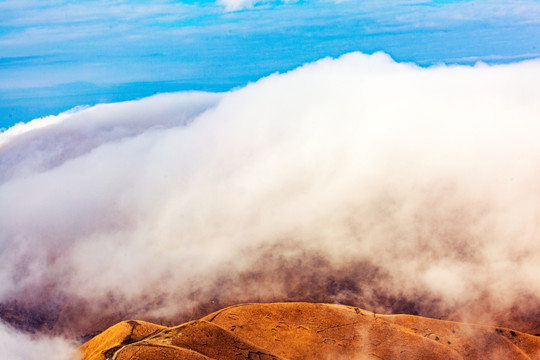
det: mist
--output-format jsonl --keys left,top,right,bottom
{"left": 0, "top": 320, "right": 77, "bottom": 360}
{"left": 2, "top": 52, "right": 540, "bottom": 357}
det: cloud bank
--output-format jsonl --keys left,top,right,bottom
{"left": 2, "top": 52, "right": 540, "bottom": 357}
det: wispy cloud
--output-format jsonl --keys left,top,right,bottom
{"left": 0, "top": 0, "right": 196, "bottom": 27}
{"left": 216, "top": 0, "right": 300, "bottom": 11}
{"left": 217, "top": 0, "right": 261, "bottom": 11}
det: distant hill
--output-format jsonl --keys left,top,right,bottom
{"left": 80, "top": 302, "right": 540, "bottom": 360}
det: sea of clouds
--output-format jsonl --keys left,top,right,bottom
{"left": 2, "top": 52, "right": 540, "bottom": 358}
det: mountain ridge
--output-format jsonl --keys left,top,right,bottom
{"left": 80, "top": 302, "right": 540, "bottom": 360}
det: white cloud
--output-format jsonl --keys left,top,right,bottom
{"left": 217, "top": 0, "right": 260, "bottom": 11}
{"left": 217, "top": 0, "right": 299, "bottom": 11}
{"left": 0, "top": 92, "right": 222, "bottom": 183}
{"left": 0, "top": 321, "right": 77, "bottom": 360}
{"left": 2, "top": 52, "right": 540, "bottom": 342}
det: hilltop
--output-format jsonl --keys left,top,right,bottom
{"left": 80, "top": 302, "right": 540, "bottom": 360}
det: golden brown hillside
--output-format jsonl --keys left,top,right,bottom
{"left": 80, "top": 302, "right": 540, "bottom": 360}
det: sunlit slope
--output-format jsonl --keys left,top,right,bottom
{"left": 80, "top": 302, "right": 540, "bottom": 359}
{"left": 81, "top": 320, "right": 165, "bottom": 360}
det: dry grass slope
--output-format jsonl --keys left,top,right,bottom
{"left": 80, "top": 302, "right": 540, "bottom": 360}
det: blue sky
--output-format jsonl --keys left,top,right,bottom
{"left": 1, "top": 0, "right": 539, "bottom": 128}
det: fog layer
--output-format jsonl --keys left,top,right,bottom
{"left": 2, "top": 53, "right": 540, "bottom": 353}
